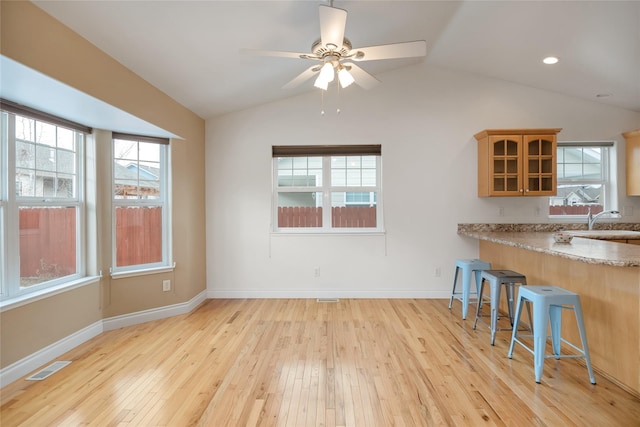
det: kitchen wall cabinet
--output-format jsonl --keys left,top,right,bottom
{"left": 475, "top": 128, "right": 561, "bottom": 197}
{"left": 623, "top": 129, "right": 640, "bottom": 196}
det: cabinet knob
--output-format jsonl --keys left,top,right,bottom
{"left": 525, "top": 189, "right": 530, "bottom": 192}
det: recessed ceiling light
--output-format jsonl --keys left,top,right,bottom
{"left": 543, "top": 56, "right": 559, "bottom": 65}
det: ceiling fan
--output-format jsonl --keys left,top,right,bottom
{"left": 242, "top": 2, "right": 427, "bottom": 91}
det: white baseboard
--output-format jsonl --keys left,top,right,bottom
{"left": 0, "top": 320, "right": 103, "bottom": 388}
{"left": 1, "top": 290, "right": 207, "bottom": 388}
{"left": 207, "top": 289, "right": 450, "bottom": 299}
{"left": 103, "top": 290, "right": 207, "bottom": 331}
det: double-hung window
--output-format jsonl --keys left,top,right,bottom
{"left": 1, "top": 105, "right": 88, "bottom": 301}
{"left": 112, "top": 133, "right": 170, "bottom": 273}
{"left": 549, "top": 141, "right": 614, "bottom": 217}
{"left": 273, "top": 145, "right": 382, "bottom": 232}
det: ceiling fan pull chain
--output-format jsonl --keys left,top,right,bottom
{"left": 336, "top": 79, "right": 341, "bottom": 114}
{"left": 320, "top": 89, "right": 325, "bottom": 116}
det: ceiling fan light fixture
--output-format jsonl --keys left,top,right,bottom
{"left": 318, "top": 62, "right": 335, "bottom": 83}
{"left": 314, "top": 74, "right": 329, "bottom": 90}
{"left": 338, "top": 67, "right": 355, "bottom": 88}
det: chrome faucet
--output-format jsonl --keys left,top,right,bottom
{"left": 587, "top": 208, "right": 620, "bottom": 230}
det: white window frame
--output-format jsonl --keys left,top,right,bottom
{"left": 549, "top": 141, "right": 614, "bottom": 219}
{"left": 0, "top": 110, "right": 86, "bottom": 301}
{"left": 111, "top": 134, "right": 172, "bottom": 275}
{"left": 272, "top": 146, "right": 383, "bottom": 233}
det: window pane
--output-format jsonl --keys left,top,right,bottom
{"left": 115, "top": 206, "right": 163, "bottom": 267}
{"left": 57, "top": 149, "right": 76, "bottom": 174}
{"left": 36, "top": 121, "right": 56, "bottom": 147}
{"left": 277, "top": 156, "right": 322, "bottom": 188}
{"left": 57, "top": 127, "right": 74, "bottom": 150}
{"left": 331, "top": 169, "right": 345, "bottom": 186}
{"left": 114, "top": 139, "right": 138, "bottom": 161}
{"left": 20, "top": 206, "right": 77, "bottom": 287}
{"left": 277, "top": 192, "right": 322, "bottom": 227}
{"left": 16, "top": 169, "right": 34, "bottom": 197}
{"left": 332, "top": 155, "right": 377, "bottom": 187}
{"left": 564, "top": 164, "right": 583, "bottom": 179}
{"left": 15, "top": 116, "right": 35, "bottom": 142}
{"left": 36, "top": 144, "right": 56, "bottom": 171}
{"left": 16, "top": 140, "right": 35, "bottom": 169}
{"left": 57, "top": 174, "right": 75, "bottom": 198}
{"left": 346, "top": 169, "right": 361, "bottom": 186}
{"left": 331, "top": 192, "right": 377, "bottom": 228}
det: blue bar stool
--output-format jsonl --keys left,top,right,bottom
{"left": 473, "top": 270, "right": 532, "bottom": 345}
{"left": 449, "top": 259, "right": 491, "bottom": 319}
{"left": 508, "top": 286, "right": 596, "bottom": 385}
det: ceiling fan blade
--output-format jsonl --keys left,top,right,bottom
{"left": 282, "top": 65, "right": 321, "bottom": 89}
{"left": 343, "top": 62, "right": 380, "bottom": 90}
{"left": 351, "top": 40, "right": 427, "bottom": 62}
{"left": 319, "top": 5, "right": 347, "bottom": 50}
{"left": 240, "top": 48, "right": 315, "bottom": 60}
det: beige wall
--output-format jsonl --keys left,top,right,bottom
{"left": 1, "top": 2, "right": 206, "bottom": 368}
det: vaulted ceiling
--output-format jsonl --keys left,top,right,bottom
{"left": 17, "top": 1, "right": 640, "bottom": 121}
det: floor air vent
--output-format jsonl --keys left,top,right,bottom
{"left": 317, "top": 298, "right": 339, "bottom": 303}
{"left": 26, "top": 361, "right": 71, "bottom": 381}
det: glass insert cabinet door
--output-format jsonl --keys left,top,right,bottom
{"left": 489, "top": 135, "right": 522, "bottom": 195}
{"left": 475, "top": 129, "right": 561, "bottom": 197}
{"left": 524, "top": 134, "right": 556, "bottom": 195}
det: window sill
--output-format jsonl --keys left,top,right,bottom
{"left": 271, "top": 230, "right": 386, "bottom": 236}
{"left": 111, "top": 262, "right": 176, "bottom": 279}
{"left": 0, "top": 275, "right": 101, "bottom": 313}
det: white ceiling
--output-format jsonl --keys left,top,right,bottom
{"left": 18, "top": 1, "right": 640, "bottom": 123}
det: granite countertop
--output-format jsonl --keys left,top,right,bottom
{"left": 458, "top": 225, "right": 640, "bottom": 267}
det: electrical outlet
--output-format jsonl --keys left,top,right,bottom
{"left": 313, "top": 267, "right": 320, "bottom": 277}
{"left": 498, "top": 207, "right": 505, "bottom": 216}
{"left": 162, "top": 279, "right": 171, "bottom": 292}
{"left": 434, "top": 267, "right": 441, "bottom": 277}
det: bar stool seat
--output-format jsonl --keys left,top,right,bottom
{"left": 473, "top": 269, "right": 531, "bottom": 345}
{"left": 449, "top": 259, "right": 491, "bottom": 319}
{"left": 508, "top": 285, "right": 596, "bottom": 385}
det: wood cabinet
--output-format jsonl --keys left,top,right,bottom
{"left": 623, "top": 129, "right": 640, "bottom": 196}
{"left": 475, "top": 128, "right": 561, "bottom": 197}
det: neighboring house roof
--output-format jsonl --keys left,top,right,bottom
{"left": 114, "top": 162, "right": 159, "bottom": 193}
{"left": 126, "top": 163, "right": 159, "bottom": 180}
{"left": 554, "top": 186, "right": 600, "bottom": 204}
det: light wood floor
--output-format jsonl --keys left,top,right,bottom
{"left": 2, "top": 299, "right": 639, "bottom": 426}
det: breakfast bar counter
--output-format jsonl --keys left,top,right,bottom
{"left": 458, "top": 224, "right": 640, "bottom": 396}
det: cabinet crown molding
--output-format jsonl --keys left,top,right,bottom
{"left": 474, "top": 128, "right": 562, "bottom": 140}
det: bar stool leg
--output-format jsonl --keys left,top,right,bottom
{"left": 507, "top": 295, "right": 523, "bottom": 358}
{"left": 472, "top": 279, "right": 485, "bottom": 330}
{"left": 574, "top": 298, "right": 597, "bottom": 384}
{"left": 549, "top": 304, "right": 563, "bottom": 357}
{"left": 461, "top": 267, "right": 473, "bottom": 320}
{"left": 490, "top": 279, "right": 501, "bottom": 345}
{"left": 533, "top": 301, "right": 549, "bottom": 383}
{"left": 449, "top": 266, "right": 460, "bottom": 310}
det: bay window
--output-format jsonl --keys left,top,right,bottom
{"left": 0, "top": 105, "right": 88, "bottom": 301}
{"left": 112, "top": 133, "right": 171, "bottom": 273}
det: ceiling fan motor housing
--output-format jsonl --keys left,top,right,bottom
{"left": 311, "top": 38, "right": 352, "bottom": 59}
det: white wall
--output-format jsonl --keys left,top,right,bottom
{"left": 205, "top": 63, "right": 640, "bottom": 298}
